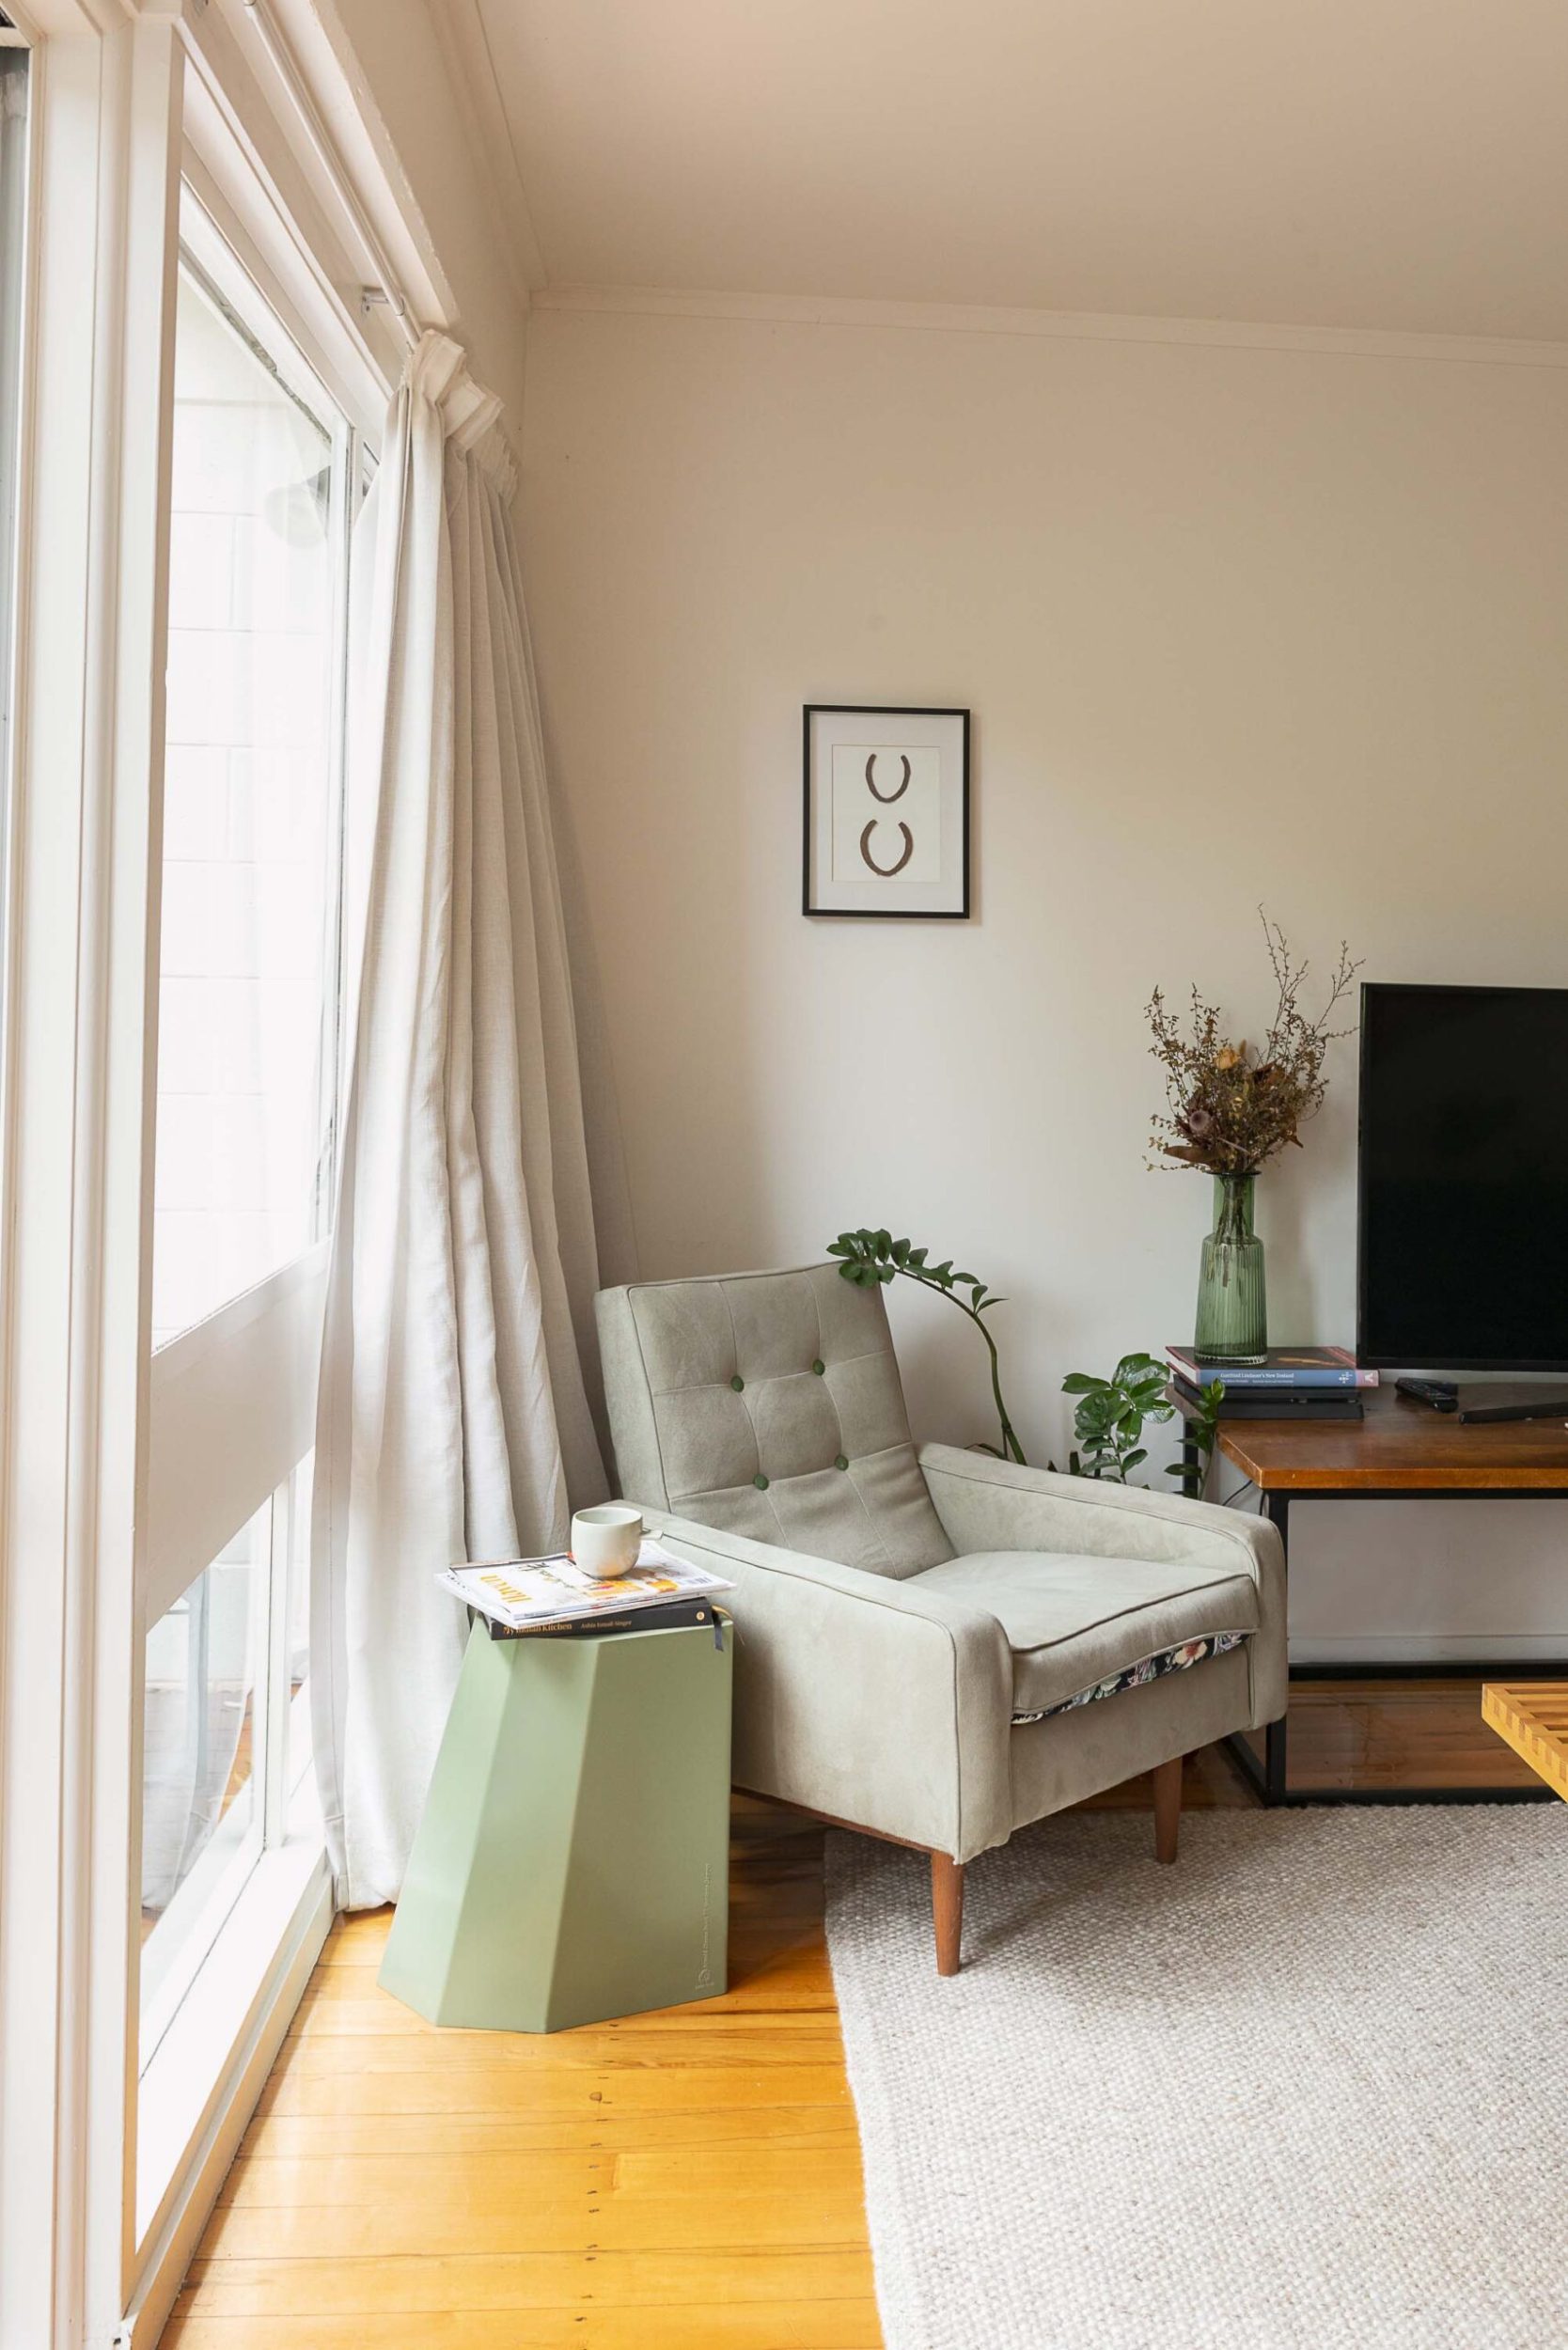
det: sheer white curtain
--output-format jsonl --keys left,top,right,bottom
{"left": 313, "top": 332, "right": 609, "bottom": 1907}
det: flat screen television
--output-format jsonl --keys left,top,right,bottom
{"left": 1356, "top": 981, "right": 1568, "bottom": 1371}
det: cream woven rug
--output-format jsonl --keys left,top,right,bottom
{"left": 825, "top": 1807, "right": 1568, "bottom": 2350}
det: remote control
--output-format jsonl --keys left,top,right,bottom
{"left": 1395, "top": 1377, "right": 1459, "bottom": 1412}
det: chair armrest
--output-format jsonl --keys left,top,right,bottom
{"left": 917, "top": 1445, "right": 1287, "bottom": 1726}
{"left": 642, "top": 1506, "right": 1013, "bottom": 1862}
{"left": 918, "top": 1442, "right": 1278, "bottom": 1579}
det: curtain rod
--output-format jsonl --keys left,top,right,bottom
{"left": 242, "top": 0, "right": 421, "bottom": 355}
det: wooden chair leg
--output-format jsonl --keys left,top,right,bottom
{"left": 1152, "top": 1753, "right": 1184, "bottom": 1864}
{"left": 932, "top": 1852, "right": 964, "bottom": 1976}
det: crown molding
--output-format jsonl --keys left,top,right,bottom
{"left": 531, "top": 282, "right": 1568, "bottom": 370}
{"left": 425, "top": 0, "right": 546, "bottom": 306}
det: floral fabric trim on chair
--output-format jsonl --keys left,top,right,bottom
{"left": 1011, "top": 1630, "right": 1250, "bottom": 1727}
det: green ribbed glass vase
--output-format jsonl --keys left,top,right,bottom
{"left": 1193, "top": 1172, "right": 1267, "bottom": 1366}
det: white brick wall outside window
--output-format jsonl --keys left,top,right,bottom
{"left": 153, "top": 267, "right": 339, "bottom": 1346}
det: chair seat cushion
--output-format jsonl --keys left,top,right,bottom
{"left": 1008, "top": 1629, "right": 1251, "bottom": 1724}
{"left": 911, "top": 1549, "right": 1260, "bottom": 1720}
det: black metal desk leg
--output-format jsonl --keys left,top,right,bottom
{"left": 1259, "top": 1493, "right": 1290, "bottom": 1802}
{"left": 1224, "top": 1490, "right": 1290, "bottom": 1803}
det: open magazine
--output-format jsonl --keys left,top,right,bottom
{"left": 438, "top": 1539, "right": 732, "bottom": 1634}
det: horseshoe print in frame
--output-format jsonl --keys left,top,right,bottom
{"left": 802, "top": 705, "right": 971, "bottom": 918}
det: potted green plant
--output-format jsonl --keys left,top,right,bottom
{"left": 827, "top": 1229, "right": 1025, "bottom": 1463}
{"left": 826, "top": 1231, "right": 1224, "bottom": 1493}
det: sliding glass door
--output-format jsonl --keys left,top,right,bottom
{"left": 135, "top": 195, "right": 361, "bottom": 2222}
{"left": 0, "top": 13, "right": 399, "bottom": 2336}
{"left": 0, "top": 26, "right": 25, "bottom": 875}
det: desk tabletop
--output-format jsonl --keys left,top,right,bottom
{"left": 1174, "top": 1381, "right": 1568, "bottom": 1492}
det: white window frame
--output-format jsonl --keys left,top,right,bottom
{"left": 132, "top": 76, "right": 382, "bottom": 2350}
{"left": 0, "top": 8, "right": 400, "bottom": 2345}
{"left": 133, "top": 211, "right": 355, "bottom": 2094}
{"left": 0, "top": 15, "right": 186, "bottom": 2349}
{"left": 0, "top": 20, "right": 26, "bottom": 846}
{"left": 134, "top": 1451, "right": 320, "bottom": 2073}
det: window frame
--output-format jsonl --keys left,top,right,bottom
{"left": 0, "top": 23, "right": 27, "bottom": 868}
{"left": 132, "top": 204, "right": 362, "bottom": 2109}
{"left": 0, "top": 8, "right": 396, "bottom": 2345}
{"left": 130, "top": 138, "right": 377, "bottom": 2329}
{"left": 0, "top": 13, "right": 185, "bottom": 2348}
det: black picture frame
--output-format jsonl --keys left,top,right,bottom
{"left": 802, "top": 703, "right": 971, "bottom": 919}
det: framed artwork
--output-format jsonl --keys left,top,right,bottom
{"left": 802, "top": 704, "right": 970, "bottom": 918}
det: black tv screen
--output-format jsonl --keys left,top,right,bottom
{"left": 1356, "top": 982, "right": 1568, "bottom": 1371}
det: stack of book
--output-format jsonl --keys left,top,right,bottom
{"left": 438, "top": 1541, "right": 734, "bottom": 1642}
{"left": 1165, "top": 1344, "right": 1378, "bottom": 1421}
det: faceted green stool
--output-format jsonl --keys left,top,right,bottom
{"left": 379, "top": 1615, "right": 732, "bottom": 2032}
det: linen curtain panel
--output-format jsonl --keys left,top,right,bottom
{"left": 314, "top": 332, "right": 608, "bottom": 1908}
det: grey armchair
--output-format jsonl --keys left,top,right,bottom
{"left": 595, "top": 1263, "right": 1286, "bottom": 1973}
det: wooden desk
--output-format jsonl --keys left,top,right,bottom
{"left": 1174, "top": 1385, "right": 1568, "bottom": 1805}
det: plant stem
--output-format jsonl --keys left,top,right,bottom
{"left": 972, "top": 1307, "right": 1027, "bottom": 1465}
{"left": 900, "top": 1270, "right": 1027, "bottom": 1464}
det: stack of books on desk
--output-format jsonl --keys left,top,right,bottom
{"left": 1166, "top": 1345, "right": 1378, "bottom": 1421}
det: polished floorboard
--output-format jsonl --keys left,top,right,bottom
{"left": 160, "top": 1681, "right": 1540, "bottom": 2348}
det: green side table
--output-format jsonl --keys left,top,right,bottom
{"left": 379, "top": 1613, "right": 732, "bottom": 2032}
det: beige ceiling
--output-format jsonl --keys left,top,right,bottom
{"left": 449, "top": 0, "right": 1568, "bottom": 342}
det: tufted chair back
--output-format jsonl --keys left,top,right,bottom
{"left": 595, "top": 1264, "right": 955, "bottom": 1576}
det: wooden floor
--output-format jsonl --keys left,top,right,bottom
{"left": 161, "top": 1681, "right": 1538, "bottom": 2350}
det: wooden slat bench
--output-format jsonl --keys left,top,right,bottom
{"left": 1482, "top": 1684, "right": 1568, "bottom": 1804}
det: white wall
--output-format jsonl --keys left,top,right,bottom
{"left": 519, "top": 299, "right": 1568, "bottom": 1659}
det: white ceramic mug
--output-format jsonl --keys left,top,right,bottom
{"left": 571, "top": 1503, "right": 644, "bottom": 1579}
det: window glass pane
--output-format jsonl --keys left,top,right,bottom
{"left": 139, "top": 1496, "right": 271, "bottom": 2055}
{"left": 281, "top": 1448, "right": 313, "bottom": 1795}
{"left": 153, "top": 262, "right": 342, "bottom": 1344}
{"left": 0, "top": 48, "right": 27, "bottom": 830}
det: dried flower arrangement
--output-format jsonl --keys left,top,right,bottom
{"left": 1147, "top": 913, "right": 1361, "bottom": 1178}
